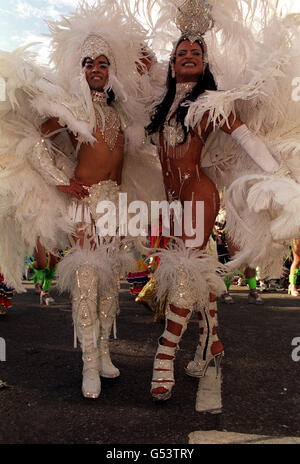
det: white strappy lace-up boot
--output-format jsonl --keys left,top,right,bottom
{"left": 151, "top": 265, "right": 196, "bottom": 401}
{"left": 185, "top": 296, "right": 224, "bottom": 378}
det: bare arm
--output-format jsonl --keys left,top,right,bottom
{"left": 41, "top": 118, "right": 78, "bottom": 150}
{"left": 40, "top": 118, "right": 64, "bottom": 139}
{"left": 219, "top": 113, "right": 244, "bottom": 135}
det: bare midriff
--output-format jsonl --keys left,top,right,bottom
{"left": 159, "top": 127, "right": 220, "bottom": 248}
{"left": 75, "top": 128, "right": 124, "bottom": 186}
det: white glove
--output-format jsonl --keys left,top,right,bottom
{"left": 231, "top": 124, "right": 280, "bottom": 174}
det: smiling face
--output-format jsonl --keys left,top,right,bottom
{"left": 84, "top": 55, "right": 110, "bottom": 91}
{"left": 173, "top": 40, "right": 204, "bottom": 83}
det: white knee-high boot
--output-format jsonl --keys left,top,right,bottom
{"left": 98, "top": 285, "right": 120, "bottom": 378}
{"left": 72, "top": 265, "right": 100, "bottom": 399}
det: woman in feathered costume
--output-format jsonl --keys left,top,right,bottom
{"left": 140, "top": 0, "right": 300, "bottom": 401}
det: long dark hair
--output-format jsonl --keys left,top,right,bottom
{"left": 106, "top": 88, "right": 115, "bottom": 105}
{"left": 146, "top": 39, "right": 217, "bottom": 143}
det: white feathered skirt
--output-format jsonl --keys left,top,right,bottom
{"left": 57, "top": 180, "right": 135, "bottom": 295}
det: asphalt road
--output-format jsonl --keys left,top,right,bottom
{"left": 0, "top": 281, "right": 299, "bottom": 445}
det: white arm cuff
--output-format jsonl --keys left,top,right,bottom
{"left": 231, "top": 124, "right": 280, "bottom": 174}
{"left": 29, "top": 138, "right": 70, "bottom": 186}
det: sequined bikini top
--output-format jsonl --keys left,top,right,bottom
{"left": 91, "top": 90, "right": 121, "bottom": 151}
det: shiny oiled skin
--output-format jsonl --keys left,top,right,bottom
{"left": 41, "top": 117, "right": 124, "bottom": 188}
{"left": 75, "top": 127, "right": 124, "bottom": 186}
{"left": 158, "top": 112, "right": 243, "bottom": 250}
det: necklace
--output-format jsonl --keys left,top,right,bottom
{"left": 91, "top": 90, "right": 121, "bottom": 151}
{"left": 163, "top": 82, "right": 196, "bottom": 152}
{"left": 166, "top": 82, "right": 196, "bottom": 123}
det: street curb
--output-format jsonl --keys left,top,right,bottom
{"left": 188, "top": 430, "right": 300, "bottom": 444}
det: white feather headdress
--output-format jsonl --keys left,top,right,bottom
{"left": 46, "top": 0, "right": 148, "bottom": 135}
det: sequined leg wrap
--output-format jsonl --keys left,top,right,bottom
{"left": 72, "top": 264, "right": 100, "bottom": 399}
{"left": 98, "top": 282, "right": 120, "bottom": 379}
{"left": 151, "top": 265, "right": 197, "bottom": 401}
{"left": 185, "top": 296, "right": 224, "bottom": 378}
